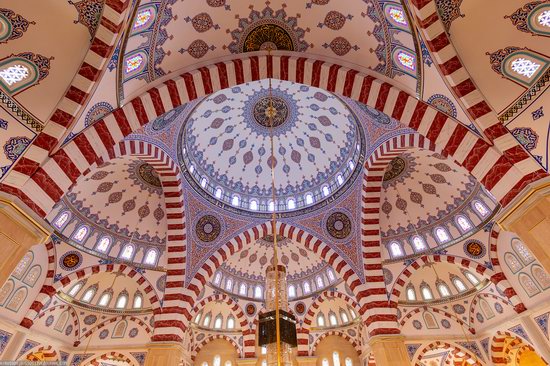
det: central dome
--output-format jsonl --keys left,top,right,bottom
{"left": 179, "top": 79, "right": 363, "bottom": 215}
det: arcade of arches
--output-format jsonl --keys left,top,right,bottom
{"left": 0, "top": 1, "right": 550, "bottom": 365}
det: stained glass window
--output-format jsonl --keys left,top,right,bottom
{"left": 250, "top": 200, "right": 258, "bottom": 210}
{"left": 317, "top": 313, "right": 325, "bottom": 327}
{"left": 511, "top": 58, "right": 541, "bottom": 78}
{"left": 120, "top": 245, "right": 134, "bottom": 260}
{"left": 345, "top": 358, "right": 353, "bottom": 366}
{"left": 214, "top": 272, "right": 222, "bottom": 285}
{"left": 388, "top": 7, "right": 407, "bottom": 25}
{"left": 213, "top": 355, "right": 221, "bottom": 366}
{"left": 457, "top": 216, "right": 472, "bottom": 231}
{"left": 13, "top": 252, "right": 32, "bottom": 279}
{"left": 519, "top": 273, "right": 540, "bottom": 296}
{"left": 512, "top": 238, "right": 534, "bottom": 265}
{"left": 73, "top": 226, "right": 88, "bottom": 242}
{"left": 474, "top": 201, "right": 489, "bottom": 217}
{"left": 82, "top": 288, "right": 96, "bottom": 303}
{"left": 0, "top": 65, "right": 29, "bottom": 86}
{"left": 54, "top": 212, "right": 70, "bottom": 228}
{"left": 397, "top": 51, "right": 415, "bottom": 71}
{"left": 268, "top": 201, "right": 275, "bottom": 211}
{"left": 254, "top": 286, "right": 263, "bottom": 299}
{"left": 144, "top": 249, "right": 158, "bottom": 265}
{"left": 133, "top": 8, "right": 152, "bottom": 30}
{"left": 505, "top": 253, "right": 522, "bottom": 273}
{"left": 288, "top": 285, "right": 296, "bottom": 298}
{"left": 125, "top": 54, "right": 144, "bottom": 74}
{"left": 225, "top": 278, "right": 233, "bottom": 291}
{"left": 195, "top": 311, "right": 203, "bottom": 324}
{"left": 215, "top": 188, "right": 223, "bottom": 198}
{"left": 322, "top": 359, "right": 329, "bottom": 366}
{"left": 349, "top": 307, "right": 357, "bottom": 319}
{"left": 231, "top": 195, "right": 240, "bottom": 206}
{"left": 203, "top": 313, "right": 211, "bottom": 327}
{"left": 438, "top": 283, "right": 451, "bottom": 297}
{"left": 533, "top": 265, "right": 550, "bottom": 289}
{"left": 68, "top": 282, "right": 83, "bottom": 297}
{"left": 200, "top": 177, "right": 207, "bottom": 188}
{"left": 96, "top": 237, "right": 111, "bottom": 253}
{"left": 322, "top": 186, "right": 330, "bottom": 197}
{"left": 412, "top": 236, "right": 426, "bottom": 251}
{"left": 538, "top": 10, "right": 550, "bottom": 27}
{"left": 337, "top": 174, "right": 344, "bottom": 185}
{"left": 435, "top": 228, "right": 450, "bottom": 243}
{"left": 287, "top": 198, "right": 296, "bottom": 210}
{"left": 390, "top": 242, "right": 403, "bottom": 257}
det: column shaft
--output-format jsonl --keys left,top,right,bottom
{"left": 368, "top": 336, "right": 410, "bottom": 366}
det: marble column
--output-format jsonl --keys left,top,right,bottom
{"left": 0, "top": 195, "right": 51, "bottom": 287}
{"left": 144, "top": 343, "right": 185, "bottom": 366}
{"left": 368, "top": 336, "right": 410, "bottom": 366}
{"left": 498, "top": 179, "right": 550, "bottom": 274}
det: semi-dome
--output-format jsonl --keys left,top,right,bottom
{"left": 178, "top": 79, "right": 363, "bottom": 216}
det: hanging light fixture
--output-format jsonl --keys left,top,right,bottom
{"left": 258, "top": 48, "right": 297, "bottom": 366}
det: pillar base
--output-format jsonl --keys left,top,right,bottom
{"left": 144, "top": 343, "right": 185, "bottom": 366}
{"left": 368, "top": 336, "right": 410, "bottom": 366}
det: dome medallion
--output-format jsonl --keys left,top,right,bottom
{"left": 178, "top": 79, "right": 364, "bottom": 216}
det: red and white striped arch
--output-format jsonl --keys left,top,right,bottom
{"left": 36, "top": 304, "right": 80, "bottom": 339}
{"left": 413, "top": 341, "right": 485, "bottom": 366}
{"left": 192, "top": 334, "right": 241, "bottom": 360}
{"left": 303, "top": 290, "right": 361, "bottom": 327}
{"left": 468, "top": 293, "right": 515, "bottom": 327}
{"left": 399, "top": 306, "right": 474, "bottom": 334}
{"left": 74, "top": 315, "right": 152, "bottom": 347}
{"left": 389, "top": 254, "right": 526, "bottom": 311}
{"left": 491, "top": 330, "right": 544, "bottom": 366}
{"left": 1, "top": 54, "right": 545, "bottom": 219}
{"left": 20, "top": 263, "right": 160, "bottom": 329}
{"left": 311, "top": 330, "right": 360, "bottom": 355}
{"left": 12, "top": 0, "right": 131, "bottom": 175}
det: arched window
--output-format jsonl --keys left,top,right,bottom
{"left": 456, "top": 216, "right": 473, "bottom": 232}
{"left": 504, "top": 252, "right": 523, "bottom": 273}
{"left": 262, "top": 360, "right": 267, "bottom": 366}
{"left": 519, "top": 273, "right": 541, "bottom": 296}
{"left": 452, "top": 278, "right": 467, "bottom": 292}
{"left": 133, "top": 6, "right": 155, "bottom": 32}
{"left": 423, "top": 311, "right": 438, "bottom": 329}
{"left": 54, "top": 310, "right": 69, "bottom": 332}
{"left": 113, "top": 320, "right": 127, "bottom": 338}
{"left": 214, "top": 272, "right": 222, "bottom": 285}
{"left": 120, "top": 245, "right": 134, "bottom": 260}
{"left": 333, "top": 351, "right": 341, "bottom": 366}
{"left": 316, "top": 276, "right": 324, "bottom": 288}
{"left": 512, "top": 238, "right": 535, "bottom": 265}
{"left": 96, "top": 237, "right": 111, "bottom": 253}
{"left": 322, "top": 359, "right": 329, "bottom": 366}
{"left": 261, "top": 346, "right": 267, "bottom": 355}
{"left": 231, "top": 195, "right": 240, "bottom": 207}
{"left": 81, "top": 287, "right": 96, "bottom": 303}
{"left": 54, "top": 211, "right": 70, "bottom": 229}
{"left": 406, "top": 287, "right": 416, "bottom": 301}
{"left": 72, "top": 226, "right": 89, "bottom": 242}
{"left": 254, "top": 286, "right": 263, "bottom": 299}
{"left": 348, "top": 160, "right": 355, "bottom": 170}
{"left": 434, "top": 227, "right": 451, "bottom": 243}
{"left": 287, "top": 198, "right": 296, "bottom": 210}
{"left": 225, "top": 278, "right": 233, "bottom": 291}
{"left": 349, "top": 307, "right": 357, "bottom": 319}
{"left": 227, "top": 316, "right": 235, "bottom": 329}
{"left": 496, "top": 50, "right": 548, "bottom": 87}
{"left": 288, "top": 285, "right": 296, "bottom": 298}
{"left": 438, "top": 283, "right": 451, "bottom": 297}
{"left": 464, "top": 271, "right": 480, "bottom": 286}
{"left": 195, "top": 311, "right": 203, "bottom": 324}
{"left": 200, "top": 177, "right": 208, "bottom": 188}
{"left": 322, "top": 186, "right": 330, "bottom": 197}
{"left": 327, "top": 269, "right": 336, "bottom": 282}
{"left": 480, "top": 299, "right": 495, "bottom": 319}
{"left": 0, "top": 281, "right": 13, "bottom": 306}
{"left": 337, "top": 174, "right": 344, "bottom": 185}
{"left": 143, "top": 249, "right": 158, "bottom": 266}
{"left": 345, "top": 357, "right": 353, "bottom": 366}
{"left": 421, "top": 286, "right": 433, "bottom": 300}
{"left": 215, "top": 188, "right": 223, "bottom": 199}
{"left": 239, "top": 283, "right": 247, "bottom": 296}
{"left": 268, "top": 201, "right": 275, "bottom": 212}
{"left": 305, "top": 193, "right": 313, "bottom": 205}
{"left": 225, "top": 362, "right": 232, "bottom": 366}
{"left": 329, "top": 312, "right": 338, "bottom": 326}
{"left": 0, "top": 54, "right": 49, "bottom": 95}
{"left": 532, "top": 265, "right": 550, "bottom": 289}
{"left": 411, "top": 236, "right": 426, "bottom": 252}
{"left": 5, "top": 286, "right": 26, "bottom": 312}
{"left": 97, "top": 291, "right": 112, "bottom": 307}
{"left": 202, "top": 313, "right": 211, "bottom": 327}
{"left": 115, "top": 292, "right": 128, "bottom": 309}
{"left": 317, "top": 313, "right": 325, "bottom": 327}
{"left": 389, "top": 242, "right": 403, "bottom": 258}
{"left": 68, "top": 282, "right": 84, "bottom": 297}
{"left": 249, "top": 200, "right": 258, "bottom": 211}
{"left": 123, "top": 51, "right": 146, "bottom": 79}
{"left": 303, "top": 281, "right": 311, "bottom": 294}
{"left": 213, "top": 315, "right": 223, "bottom": 329}
{"left": 473, "top": 201, "right": 489, "bottom": 218}
{"left": 392, "top": 47, "right": 416, "bottom": 76}
{"left": 202, "top": 362, "right": 208, "bottom": 366}
{"left": 340, "top": 310, "right": 349, "bottom": 323}
{"left": 133, "top": 293, "right": 143, "bottom": 309}
{"left": 12, "top": 252, "right": 33, "bottom": 279}
{"left": 213, "top": 355, "right": 221, "bottom": 366}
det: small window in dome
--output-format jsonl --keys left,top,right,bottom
{"left": 215, "top": 188, "right": 223, "bottom": 199}
{"left": 337, "top": 174, "right": 344, "bottom": 185}
{"left": 195, "top": 311, "right": 203, "bottom": 324}
{"left": 329, "top": 313, "right": 338, "bottom": 326}
{"left": 464, "top": 271, "right": 479, "bottom": 286}
{"left": 200, "top": 177, "right": 208, "bottom": 188}
{"left": 317, "top": 313, "right": 325, "bottom": 327}
{"left": 305, "top": 193, "right": 314, "bottom": 205}
{"left": 435, "top": 228, "right": 450, "bottom": 243}
{"left": 261, "top": 346, "right": 267, "bottom": 355}
{"left": 406, "top": 287, "right": 416, "bottom": 301}
{"left": 538, "top": 10, "right": 550, "bottom": 27}
{"left": 390, "top": 242, "right": 403, "bottom": 258}
{"left": 116, "top": 294, "right": 128, "bottom": 309}
{"left": 225, "top": 278, "right": 233, "bottom": 291}
{"left": 250, "top": 200, "right": 258, "bottom": 210}
{"left": 189, "top": 165, "right": 195, "bottom": 174}
{"left": 453, "top": 278, "right": 467, "bottom": 292}
{"left": 412, "top": 236, "right": 426, "bottom": 252}
{"left": 239, "top": 283, "right": 247, "bottom": 296}
{"left": 421, "top": 286, "right": 433, "bottom": 300}
{"left": 98, "top": 292, "right": 111, "bottom": 307}
{"left": 214, "top": 355, "right": 221, "bottom": 366}
{"left": 349, "top": 307, "right": 357, "bottom": 319}
{"left": 202, "top": 362, "right": 208, "bottom": 366}
{"left": 143, "top": 249, "right": 158, "bottom": 266}
{"left": 348, "top": 161, "right": 355, "bottom": 170}
{"left": 81, "top": 288, "right": 96, "bottom": 303}
{"left": 0, "top": 64, "right": 29, "bottom": 86}
{"left": 254, "top": 286, "right": 263, "bottom": 299}
{"left": 327, "top": 269, "right": 335, "bottom": 282}
{"left": 96, "top": 237, "right": 111, "bottom": 253}
{"left": 316, "top": 276, "right": 324, "bottom": 288}
{"left": 225, "top": 362, "right": 232, "bottom": 366}
{"left": 231, "top": 196, "right": 240, "bottom": 207}
{"left": 214, "top": 315, "right": 222, "bottom": 329}
{"left": 120, "top": 245, "right": 135, "bottom": 260}
{"left": 511, "top": 58, "right": 541, "bottom": 78}
{"left": 72, "top": 226, "right": 89, "bottom": 242}
{"left": 473, "top": 201, "right": 489, "bottom": 217}
{"left": 322, "top": 359, "right": 329, "bottom": 366}
{"left": 288, "top": 285, "right": 296, "bottom": 298}
{"left": 54, "top": 211, "right": 70, "bottom": 229}
{"left": 287, "top": 198, "right": 296, "bottom": 210}
{"left": 333, "top": 352, "right": 341, "bottom": 366}
{"left": 68, "top": 282, "right": 83, "bottom": 297}
{"left": 345, "top": 358, "right": 353, "bottom": 366}
{"left": 133, "top": 294, "right": 143, "bottom": 309}
{"left": 214, "top": 272, "right": 222, "bottom": 285}
{"left": 512, "top": 238, "right": 535, "bottom": 265}
{"left": 262, "top": 360, "right": 267, "bottom": 366}
{"left": 227, "top": 316, "right": 235, "bottom": 329}
{"left": 269, "top": 201, "right": 276, "bottom": 212}
{"left": 340, "top": 310, "right": 349, "bottom": 323}
{"left": 438, "top": 283, "right": 451, "bottom": 297}
{"left": 322, "top": 186, "right": 330, "bottom": 197}
{"left": 203, "top": 313, "right": 211, "bottom": 327}
{"left": 456, "top": 216, "right": 472, "bottom": 232}
{"left": 303, "top": 281, "right": 311, "bottom": 294}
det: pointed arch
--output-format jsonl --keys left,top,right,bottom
{"left": 413, "top": 341, "right": 485, "bottom": 366}
{"left": 80, "top": 351, "right": 137, "bottom": 366}
{"left": 399, "top": 305, "right": 474, "bottom": 335}
{"left": 192, "top": 334, "right": 240, "bottom": 360}
{"left": 303, "top": 290, "right": 361, "bottom": 326}
{"left": 311, "top": 331, "right": 360, "bottom": 356}
{"left": 74, "top": 315, "right": 152, "bottom": 347}
{"left": 468, "top": 292, "right": 515, "bottom": 326}
{"left": 491, "top": 330, "right": 547, "bottom": 366}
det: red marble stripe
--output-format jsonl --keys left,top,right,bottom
{"left": 266, "top": 54, "right": 273, "bottom": 78}
{"left": 311, "top": 60, "right": 324, "bottom": 87}
{"left": 198, "top": 67, "right": 213, "bottom": 95}
{"left": 342, "top": 69, "right": 358, "bottom": 97}
{"left": 148, "top": 87, "right": 165, "bottom": 116}
{"left": 131, "top": 98, "right": 149, "bottom": 126}
{"left": 418, "top": 12, "right": 439, "bottom": 29}
{"left": 452, "top": 78, "right": 477, "bottom": 98}
{"left": 89, "top": 36, "right": 113, "bottom": 58}
{"left": 232, "top": 58, "right": 244, "bottom": 84}
{"left": 427, "top": 32, "right": 450, "bottom": 53}
{"left": 375, "top": 82, "right": 392, "bottom": 111}
{"left": 408, "top": 102, "right": 428, "bottom": 130}
{"left": 93, "top": 120, "right": 116, "bottom": 156}
{"left": 78, "top": 62, "right": 101, "bottom": 82}
{"left": 215, "top": 62, "right": 229, "bottom": 89}
{"left": 410, "top": 0, "right": 433, "bottom": 10}
{"left": 50, "top": 109, "right": 75, "bottom": 128}
{"left": 52, "top": 150, "right": 80, "bottom": 183}
{"left": 33, "top": 132, "right": 58, "bottom": 151}
{"left": 481, "top": 156, "right": 513, "bottom": 191}
{"left": 279, "top": 55, "right": 290, "bottom": 80}
{"left": 426, "top": 112, "right": 447, "bottom": 142}
{"left": 443, "top": 124, "right": 468, "bottom": 157}
{"left": 296, "top": 57, "right": 307, "bottom": 84}
{"left": 439, "top": 56, "right": 462, "bottom": 76}
{"left": 74, "top": 134, "right": 99, "bottom": 164}
{"left": 358, "top": 76, "right": 375, "bottom": 104}
{"left": 391, "top": 91, "right": 409, "bottom": 121}
{"left": 467, "top": 100, "right": 493, "bottom": 119}
{"left": 65, "top": 85, "right": 88, "bottom": 105}
{"left": 32, "top": 168, "right": 63, "bottom": 201}
{"left": 182, "top": 73, "right": 198, "bottom": 100}
{"left": 12, "top": 156, "right": 40, "bottom": 176}
{"left": 326, "top": 64, "right": 340, "bottom": 92}
{"left": 163, "top": 80, "right": 181, "bottom": 110}
{"left": 250, "top": 56, "right": 260, "bottom": 80}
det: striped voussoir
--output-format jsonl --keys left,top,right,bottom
{"left": 36, "top": 304, "right": 80, "bottom": 339}
{"left": 389, "top": 254, "right": 525, "bottom": 311}
{"left": 311, "top": 330, "right": 360, "bottom": 355}
{"left": 399, "top": 306, "right": 474, "bottom": 334}
{"left": 468, "top": 293, "right": 514, "bottom": 327}
{"left": 408, "top": 0, "right": 543, "bottom": 183}
{"left": 192, "top": 334, "right": 241, "bottom": 360}
{"left": 85, "top": 352, "right": 133, "bottom": 366}
{"left": 20, "top": 263, "right": 160, "bottom": 329}
{"left": 74, "top": 314, "right": 152, "bottom": 347}
{"left": 414, "top": 341, "right": 483, "bottom": 366}
{"left": 10, "top": 0, "right": 130, "bottom": 184}
{"left": 491, "top": 330, "right": 540, "bottom": 366}
{"left": 361, "top": 133, "right": 437, "bottom": 337}
{"left": 296, "top": 327, "right": 309, "bottom": 356}
{"left": 2, "top": 54, "right": 544, "bottom": 219}
{"left": 489, "top": 225, "right": 526, "bottom": 313}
